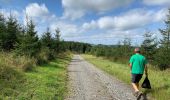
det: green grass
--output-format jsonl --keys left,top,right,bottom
{"left": 82, "top": 54, "right": 170, "bottom": 100}
{"left": 0, "top": 55, "right": 72, "bottom": 100}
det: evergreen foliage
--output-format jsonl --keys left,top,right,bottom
{"left": 1, "top": 10, "right": 170, "bottom": 70}
{"left": 141, "top": 31, "right": 157, "bottom": 62}
{"left": 0, "top": 14, "right": 20, "bottom": 51}
{"left": 16, "top": 19, "right": 40, "bottom": 57}
{"left": 154, "top": 9, "right": 170, "bottom": 69}
{"left": 0, "top": 13, "right": 6, "bottom": 49}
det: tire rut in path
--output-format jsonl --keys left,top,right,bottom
{"left": 65, "top": 55, "right": 136, "bottom": 100}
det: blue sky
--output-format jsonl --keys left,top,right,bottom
{"left": 0, "top": 0, "right": 169, "bottom": 45}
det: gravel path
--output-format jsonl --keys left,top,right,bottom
{"left": 65, "top": 55, "right": 136, "bottom": 100}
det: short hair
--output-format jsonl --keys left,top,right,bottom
{"left": 134, "top": 48, "right": 140, "bottom": 53}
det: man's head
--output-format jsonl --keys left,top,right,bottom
{"left": 134, "top": 48, "right": 140, "bottom": 53}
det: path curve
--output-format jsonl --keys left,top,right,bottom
{"left": 65, "top": 55, "right": 136, "bottom": 100}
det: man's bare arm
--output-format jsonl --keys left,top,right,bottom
{"left": 129, "top": 63, "right": 132, "bottom": 70}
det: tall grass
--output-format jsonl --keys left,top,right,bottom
{"left": 18, "top": 55, "right": 72, "bottom": 99}
{"left": 0, "top": 52, "right": 36, "bottom": 71}
{"left": 0, "top": 52, "right": 72, "bottom": 99}
{"left": 0, "top": 58, "right": 25, "bottom": 99}
{"left": 82, "top": 54, "right": 170, "bottom": 100}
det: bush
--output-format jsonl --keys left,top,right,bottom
{"left": 14, "top": 56, "right": 36, "bottom": 71}
{"left": 153, "top": 49, "right": 170, "bottom": 70}
{"left": 0, "top": 63, "right": 25, "bottom": 97}
{"left": 36, "top": 48, "right": 55, "bottom": 65}
{"left": 0, "top": 52, "right": 36, "bottom": 71}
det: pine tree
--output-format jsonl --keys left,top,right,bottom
{"left": 39, "top": 27, "right": 55, "bottom": 61}
{"left": 16, "top": 19, "right": 40, "bottom": 57}
{"left": 55, "top": 28, "right": 60, "bottom": 42}
{"left": 141, "top": 31, "right": 157, "bottom": 62}
{"left": 53, "top": 28, "right": 61, "bottom": 52}
{"left": 155, "top": 9, "right": 170, "bottom": 70}
{"left": 122, "top": 37, "right": 131, "bottom": 57}
{"left": 0, "top": 13, "right": 6, "bottom": 50}
{"left": 0, "top": 14, "right": 19, "bottom": 51}
{"left": 41, "top": 27, "right": 53, "bottom": 49}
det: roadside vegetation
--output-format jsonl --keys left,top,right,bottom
{"left": 82, "top": 9, "right": 170, "bottom": 100}
{"left": 1, "top": 6, "right": 170, "bottom": 100}
{"left": 82, "top": 54, "right": 170, "bottom": 100}
{"left": 21, "top": 53, "right": 72, "bottom": 99}
{"left": 0, "top": 12, "right": 90, "bottom": 99}
{"left": 0, "top": 53, "right": 72, "bottom": 99}
{"left": 88, "top": 9, "right": 170, "bottom": 70}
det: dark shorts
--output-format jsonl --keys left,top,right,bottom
{"left": 131, "top": 74, "right": 143, "bottom": 83}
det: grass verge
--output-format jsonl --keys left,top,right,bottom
{"left": 0, "top": 54, "right": 72, "bottom": 100}
{"left": 82, "top": 54, "right": 170, "bottom": 100}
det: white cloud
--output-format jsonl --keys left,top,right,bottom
{"left": 1, "top": 2, "right": 168, "bottom": 45}
{"left": 24, "top": 3, "right": 49, "bottom": 25}
{"left": 26, "top": 3, "right": 58, "bottom": 22}
{"left": 82, "top": 8, "right": 168, "bottom": 31}
{"left": 143, "top": 0, "right": 170, "bottom": 6}
{"left": 62, "top": 9, "right": 85, "bottom": 20}
{"left": 75, "top": 8, "right": 168, "bottom": 45}
{"left": 0, "top": 9, "right": 20, "bottom": 18}
{"left": 22, "top": 3, "right": 83, "bottom": 38}
{"left": 23, "top": 3, "right": 60, "bottom": 35}
{"left": 62, "top": 0, "right": 133, "bottom": 20}
{"left": 64, "top": 29, "right": 144, "bottom": 45}
{"left": 98, "top": 16, "right": 115, "bottom": 29}
{"left": 25, "top": 3, "right": 49, "bottom": 17}
{"left": 154, "top": 8, "right": 168, "bottom": 22}
{"left": 50, "top": 21, "right": 80, "bottom": 37}
{"left": 82, "top": 20, "right": 97, "bottom": 30}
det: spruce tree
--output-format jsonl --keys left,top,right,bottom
{"left": 141, "top": 31, "right": 157, "bottom": 62}
{"left": 54, "top": 28, "right": 61, "bottom": 52}
{"left": 41, "top": 27, "right": 53, "bottom": 49}
{"left": 55, "top": 28, "right": 60, "bottom": 42}
{"left": 16, "top": 19, "right": 40, "bottom": 57}
{"left": 155, "top": 9, "right": 170, "bottom": 70}
{"left": 0, "top": 14, "right": 19, "bottom": 51}
{"left": 0, "top": 13, "right": 6, "bottom": 50}
{"left": 122, "top": 37, "right": 131, "bottom": 57}
{"left": 39, "top": 27, "right": 54, "bottom": 61}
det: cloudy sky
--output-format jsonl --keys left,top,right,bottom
{"left": 0, "top": 0, "right": 169, "bottom": 45}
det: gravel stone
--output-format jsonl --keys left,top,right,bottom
{"left": 65, "top": 55, "right": 136, "bottom": 100}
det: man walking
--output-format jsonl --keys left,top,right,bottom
{"left": 129, "top": 48, "right": 148, "bottom": 99}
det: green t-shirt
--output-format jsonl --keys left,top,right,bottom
{"left": 129, "top": 54, "right": 147, "bottom": 74}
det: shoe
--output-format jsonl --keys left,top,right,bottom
{"left": 133, "top": 91, "right": 139, "bottom": 97}
{"left": 137, "top": 91, "right": 143, "bottom": 100}
{"left": 140, "top": 95, "right": 145, "bottom": 100}
{"left": 133, "top": 91, "right": 143, "bottom": 100}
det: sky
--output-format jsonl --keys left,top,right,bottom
{"left": 0, "top": 0, "right": 169, "bottom": 45}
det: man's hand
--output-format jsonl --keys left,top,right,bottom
{"left": 129, "top": 63, "right": 132, "bottom": 70}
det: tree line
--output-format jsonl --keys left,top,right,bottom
{"left": 1, "top": 9, "right": 170, "bottom": 71}
{"left": 88, "top": 9, "right": 170, "bottom": 70}
{"left": 0, "top": 13, "right": 91, "bottom": 69}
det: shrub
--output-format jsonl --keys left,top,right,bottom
{"left": 36, "top": 48, "right": 55, "bottom": 65}
{"left": 0, "top": 52, "right": 36, "bottom": 71}
{"left": 0, "top": 63, "right": 25, "bottom": 98}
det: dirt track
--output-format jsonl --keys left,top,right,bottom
{"left": 65, "top": 55, "right": 136, "bottom": 100}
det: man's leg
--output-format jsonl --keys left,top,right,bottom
{"left": 132, "top": 82, "right": 143, "bottom": 100}
{"left": 132, "top": 83, "right": 139, "bottom": 92}
{"left": 136, "top": 83, "right": 139, "bottom": 89}
{"left": 131, "top": 74, "right": 139, "bottom": 92}
{"left": 131, "top": 74, "right": 143, "bottom": 92}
